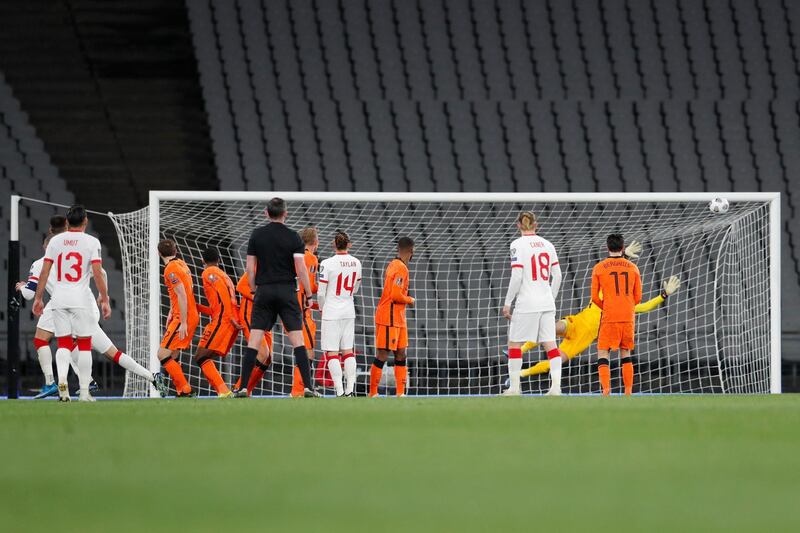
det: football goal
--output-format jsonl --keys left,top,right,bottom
{"left": 105, "top": 191, "right": 781, "bottom": 397}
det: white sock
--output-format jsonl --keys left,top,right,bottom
{"left": 328, "top": 357, "right": 344, "bottom": 396}
{"left": 116, "top": 352, "right": 154, "bottom": 381}
{"left": 78, "top": 350, "right": 93, "bottom": 392}
{"left": 36, "top": 345, "right": 54, "bottom": 385}
{"left": 69, "top": 347, "right": 80, "bottom": 376}
{"left": 343, "top": 355, "right": 357, "bottom": 394}
{"left": 508, "top": 358, "right": 522, "bottom": 391}
{"left": 55, "top": 347, "right": 71, "bottom": 385}
{"left": 549, "top": 356, "right": 562, "bottom": 391}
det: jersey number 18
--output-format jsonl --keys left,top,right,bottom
{"left": 530, "top": 253, "right": 551, "bottom": 281}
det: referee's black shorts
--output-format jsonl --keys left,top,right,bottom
{"left": 251, "top": 283, "right": 303, "bottom": 332}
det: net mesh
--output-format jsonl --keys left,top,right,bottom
{"left": 110, "top": 197, "right": 773, "bottom": 397}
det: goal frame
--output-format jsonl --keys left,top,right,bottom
{"left": 146, "top": 191, "right": 782, "bottom": 394}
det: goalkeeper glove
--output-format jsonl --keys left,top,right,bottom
{"left": 660, "top": 276, "right": 681, "bottom": 299}
{"left": 624, "top": 240, "right": 642, "bottom": 259}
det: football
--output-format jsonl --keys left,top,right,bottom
{"left": 709, "top": 197, "right": 730, "bottom": 214}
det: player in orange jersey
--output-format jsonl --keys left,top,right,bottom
{"left": 192, "top": 248, "right": 243, "bottom": 398}
{"left": 370, "top": 237, "right": 415, "bottom": 397}
{"left": 591, "top": 234, "right": 642, "bottom": 396}
{"left": 289, "top": 226, "right": 320, "bottom": 396}
{"left": 156, "top": 239, "right": 200, "bottom": 397}
{"left": 233, "top": 271, "right": 273, "bottom": 396}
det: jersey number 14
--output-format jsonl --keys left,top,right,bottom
{"left": 335, "top": 272, "right": 357, "bottom": 296}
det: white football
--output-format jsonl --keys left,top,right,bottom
{"left": 709, "top": 197, "right": 730, "bottom": 214}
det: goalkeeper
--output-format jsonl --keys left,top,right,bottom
{"left": 516, "top": 241, "right": 681, "bottom": 379}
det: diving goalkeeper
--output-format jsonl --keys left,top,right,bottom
{"left": 514, "top": 242, "right": 681, "bottom": 379}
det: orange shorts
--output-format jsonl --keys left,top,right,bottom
{"left": 160, "top": 315, "right": 200, "bottom": 351}
{"left": 375, "top": 324, "right": 408, "bottom": 352}
{"left": 200, "top": 319, "right": 240, "bottom": 356}
{"left": 597, "top": 322, "right": 635, "bottom": 351}
{"left": 301, "top": 313, "right": 316, "bottom": 351}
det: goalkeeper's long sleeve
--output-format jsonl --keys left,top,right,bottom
{"left": 634, "top": 295, "right": 665, "bottom": 314}
{"left": 550, "top": 264, "right": 562, "bottom": 299}
{"left": 504, "top": 267, "right": 523, "bottom": 307}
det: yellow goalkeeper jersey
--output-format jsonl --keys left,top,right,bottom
{"left": 559, "top": 294, "right": 665, "bottom": 358}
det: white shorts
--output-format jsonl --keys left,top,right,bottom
{"left": 36, "top": 307, "right": 55, "bottom": 333}
{"left": 91, "top": 324, "right": 114, "bottom": 354}
{"left": 320, "top": 318, "right": 355, "bottom": 353}
{"left": 52, "top": 308, "right": 96, "bottom": 338}
{"left": 508, "top": 311, "right": 556, "bottom": 344}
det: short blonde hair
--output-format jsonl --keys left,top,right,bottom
{"left": 517, "top": 211, "right": 536, "bottom": 231}
{"left": 299, "top": 226, "right": 318, "bottom": 245}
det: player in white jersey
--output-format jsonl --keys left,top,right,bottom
{"left": 318, "top": 231, "right": 362, "bottom": 397}
{"left": 20, "top": 248, "right": 168, "bottom": 398}
{"left": 32, "top": 205, "right": 111, "bottom": 402}
{"left": 502, "top": 211, "right": 564, "bottom": 396}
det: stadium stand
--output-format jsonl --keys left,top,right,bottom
{"left": 0, "top": 69, "right": 127, "bottom": 369}
{"left": 187, "top": 0, "right": 799, "bottom": 344}
{"left": 0, "top": 0, "right": 217, "bottom": 393}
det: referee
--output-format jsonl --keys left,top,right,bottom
{"left": 235, "top": 197, "right": 320, "bottom": 398}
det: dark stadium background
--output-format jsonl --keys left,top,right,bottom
{"left": 1, "top": 0, "right": 799, "bottom": 394}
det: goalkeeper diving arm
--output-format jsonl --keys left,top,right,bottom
{"left": 634, "top": 276, "right": 681, "bottom": 313}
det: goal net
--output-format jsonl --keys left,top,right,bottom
{"left": 109, "top": 192, "right": 780, "bottom": 397}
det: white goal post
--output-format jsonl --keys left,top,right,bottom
{"left": 108, "top": 191, "right": 781, "bottom": 397}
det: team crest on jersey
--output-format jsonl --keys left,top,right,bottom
{"left": 395, "top": 276, "right": 403, "bottom": 286}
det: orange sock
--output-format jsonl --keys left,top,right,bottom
{"left": 598, "top": 360, "right": 611, "bottom": 396}
{"left": 200, "top": 359, "right": 229, "bottom": 395}
{"left": 395, "top": 364, "right": 408, "bottom": 396}
{"left": 291, "top": 366, "right": 304, "bottom": 397}
{"left": 369, "top": 361, "right": 384, "bottom": 397}
{"left": 622, "top": 357, "right": 634, "bottom": 396}
{"left": 163, "top": 358, "right": 191, "bottom": 395}
{"left": 247, "top": 364, "right": 267, "bottom": 396}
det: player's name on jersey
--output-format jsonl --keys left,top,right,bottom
{"left": 334, "top": 259, "right": 358, "bottom": 268}
{"left": 600, "top": 260, "right": 631, "bottom": 268}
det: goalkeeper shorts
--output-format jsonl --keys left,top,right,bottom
{"left": 597, "top": 322, "right": 635, "bottom": 351}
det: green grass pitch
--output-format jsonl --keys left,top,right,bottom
{"left": 2, "top": 395, "right": 799, "bottom": 532}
